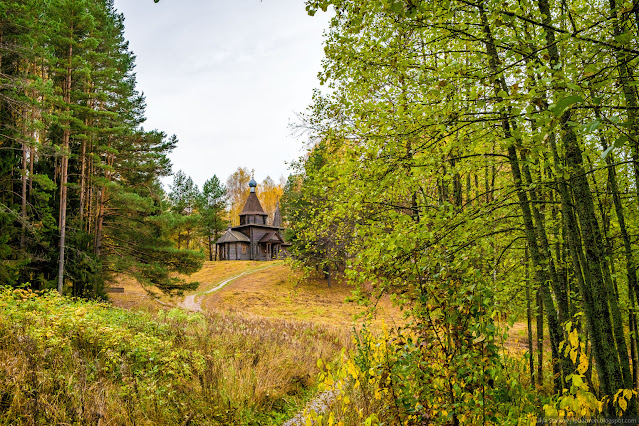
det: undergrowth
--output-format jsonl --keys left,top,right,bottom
{"left": 0, "top": 287, "right": 348, "bottom": 425}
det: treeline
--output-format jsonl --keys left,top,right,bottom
{"left": 0, "top": 0, "right": 202, "bottom": 296}
{"left": 285, "top": 0, "right": 639, "bottom": 421}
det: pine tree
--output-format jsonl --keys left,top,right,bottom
{"left": 198, "top": 175, "right": 226, "bottom": 261}
{"left": 0, "top": 0, "right": 203, "bottom": 296}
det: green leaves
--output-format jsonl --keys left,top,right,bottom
{"left": 601, "top": 135, "right": 628, "bottom": 159}
{"left": 550, "top": 95, "right": 583, "bottom": 117}
{"left": 582, "top": 119, "right": 601, "bottom": 133}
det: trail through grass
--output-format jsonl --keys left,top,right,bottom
{"left": 178, "top": 264, "right": 277, "bottom": 312}
{"left": 0, "top": 286, "right": 348, "bottom": 425}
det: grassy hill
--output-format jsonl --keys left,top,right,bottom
{"left": 201, "top": 264, "right": 402, "bottom": 328}
{"left": 110, "top": 260, "right": 402, "bottom": 329}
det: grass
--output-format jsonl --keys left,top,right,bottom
{"left": 110, "top": 261, "right": 404, "bottom": 330}
{"left": 109, "top": 261, "right": 275, "bottom": 312}
{"left": 105, "top": 261, "right": 405, "bottom": 423}
{"left": 0, "top": 287, "right": 348, "bottom": 425}
{"left": 2, "top": 261, "right": 403, "bottom": 424}
{"left": 201, "top": 263, "right": 403, "bottom": 329}
{"left": 1, "top": 261, "right": 559, "bottom": 424}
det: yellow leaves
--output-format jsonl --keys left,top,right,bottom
{"left": 328, "top": 412, "right": 336, "bottom": 426}
{"left": 576, "top": 355, "right": 589, "bottom": 375}
{"left": 561, "top": 325, "right": 589, "bottom": 374}
{"left": 569, "top": 349, "right": 578, "bottom": 364}
{"left": 544, "top": 404, "right": 558, "bottom": 417}
{"left": 547, "top": 325, "right": 606, "bottom": 419}
{"left": 324, "top": 372, "right": 334, "bottom": 387}
{"left": 346, "top": 359, "right": 358, "bottom": 378}
{"left": 619, "top": 397, "right": 628, "bottom": 413}
{"left": 12, "top": 288, "right": 36, "bottom": 300}
{"left": 546, "top": 375, "right": 639, "bottom": 419}
{"left": 568, "top": 328, "right": 579, "bottom": 348}
{"left": 613, "top": 388, "right": 637, "bottom": 415}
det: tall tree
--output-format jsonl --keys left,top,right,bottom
{"left": 0, "top": 0, "right": 203, "bottom": 296}
{"left": 299, "top": 0, "right": 639, "bottom": 412}
{"left": 168, "top": 170, "right": 200, "bottom": 249}
{"left": 225, "top": 166, "right": 251, "bottom": 226}
{"left": 198, "top": 175, "right": 226, "bottom": 261}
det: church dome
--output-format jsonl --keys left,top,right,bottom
{"left": 249, "top": 178, "right": 257, "bottom": 188}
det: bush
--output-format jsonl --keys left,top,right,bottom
{"left": 0, "top": 287, "right": 347, "bottom": 425}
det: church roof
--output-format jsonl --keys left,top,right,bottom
{"left": 216, "top": 229, "right": 250, "bottom": 244}
{"left": 272, "top": 201, "right": 282, "bottom": 227}
{"left": 240, "top": 192, "right": 267, "bottom": 216}
{"left": 259, "top": 231, "right": 284, "bottom": 244}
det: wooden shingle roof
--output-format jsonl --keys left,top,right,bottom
{"left": 272, "top": 201, "right": 282, "bottom": 227}
{"left": 240, "top": 192, "right": 267, "bottom": 216}
{"left": 216, "top": 229, "right": 250, "bottom": 244}
{"left": 258, "top": 231, "right": 284, "bottom": 244}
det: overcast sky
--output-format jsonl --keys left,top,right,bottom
{"left": 111, "top": 0, "right": 331, "bottom": 189}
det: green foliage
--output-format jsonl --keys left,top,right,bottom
{"left": 198, "top": 175, "right": 227, "bottom": 260}
{"left": 0, "top": 1, "right": 202, "bottom": 297}
{"left": 0, "top": 287, "right": 345, "bottom": 425}
{"left": 282, "top": 141, "right": 350, "bottom": 278}
{"left": 295, "top": 0, "right": 639, "bottom": 419}
{"left": 311, "top": 318, "right": 540, "bottom": 425}
{"left": 0, "top": 287, "right": 209, "bottom": 424}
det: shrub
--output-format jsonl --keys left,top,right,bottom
{"left": 0, "top": 287, "right": 347, "bottom": 425}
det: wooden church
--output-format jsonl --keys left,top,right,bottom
{"left": 216, "top": 178, "right": 289, "bottom": 261}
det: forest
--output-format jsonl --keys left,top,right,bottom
{"left": 0, "top": 0, "right": 205, "bottom": 295}
{"left": 281, "top": 0, "right": 639, "bottom": 423}
{"left": 1, "top": 0, "right": 639, "bottom": 424}
{"left": 0, "top": 0, "right": 286, "bottom": 296}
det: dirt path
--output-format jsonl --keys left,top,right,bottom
{"left": 283, "top": 386, "right": 340, "bottom": 426}
{"left": 178, "top": 265, "right": 276, "bottom": 312}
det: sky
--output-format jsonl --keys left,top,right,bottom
{"left": 111, "top": 0, "right": 331, "bottom": 189}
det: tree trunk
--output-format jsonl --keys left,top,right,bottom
{"left": 609, "top": 0, "right": 639, "bottom": 206}
{"left": 79, "top": 136, "right": 87, "bottom": 222}
{"left": 536, "top": 288, "right": 544, "bottom": 388}
{"left": 526, "top": 247, "right": 535, "bottom": 385}
{"left": 57, "top": 38, "right": 73, "bottom": 295}
{"left": 95, "top": 142, "right": 114, "bottom": 258}
{"left": 536, "top": 0, "right": 629, "bottom": 396}
{"left": 478, "top": 3, "right": 565, "bottom": 390}
{"left": 21, "top": 140, "right": 27, "bottom": 250}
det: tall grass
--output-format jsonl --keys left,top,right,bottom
{"left": 0, "top": 288, "right": 349, "bottom": 425}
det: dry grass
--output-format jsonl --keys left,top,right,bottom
{"left": 183, "top": 261, "right": 266, "bottom": 294}
{"left": 191, "top": 310, "right": 350, "bottom": 411}
{"left": 201, "top": 263, "right": 404, "bottom": 330}
{"left": 110, "top": 261, "right": 404, "bottom": 332}
{"left": 0, "top": 288, "right": 349, "bottom": 425}
{"left": 108, "top": 274, "right": 165, "bottom": 313}
{"left": 109, "top": 261, "right": 269, "bottom": 312}
{"left": 103, "top": 261, "right": 405, "bottom": 423}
